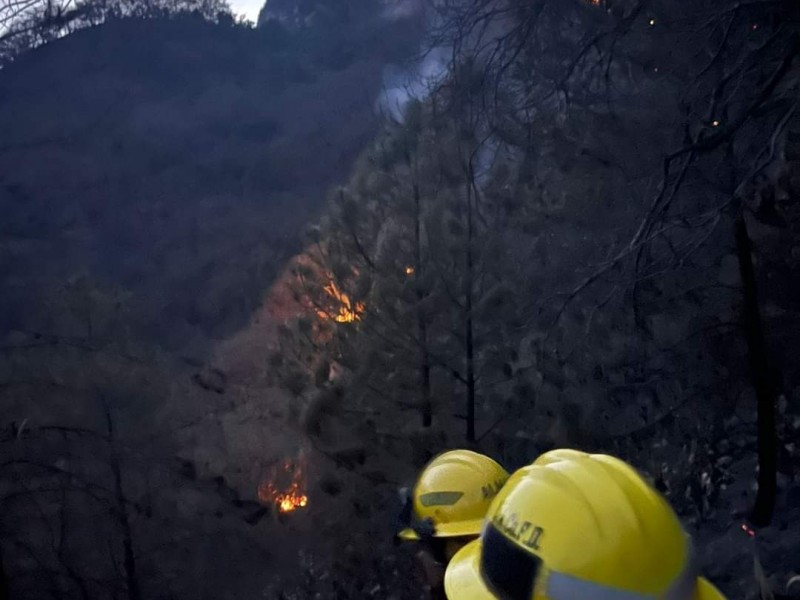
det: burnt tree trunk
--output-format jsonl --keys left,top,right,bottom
{"left": 0, "top": 540, "right": 8, "bottom": 600}
{"left": 105, "top": 406, "right": 141, "bottom": 600}
{"left": 464, "top": 163, "right": 476, "bottom": 443}
{"left": 735, "top": 210, "right": 777, "bottom": 527}
{"left": 413, "top": 180, "right": 433, "bottom": 428}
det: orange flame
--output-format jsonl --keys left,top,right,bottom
{"left": 258, "top": 456, "right": 309, "bottom": 514}
{"left": 277, "top": 489, "right": 308, "bottom": 512}
{"left": 317, "top": 278, "right": 364, "bottom": 323}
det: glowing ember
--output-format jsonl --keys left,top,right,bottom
{"left": 405, "top": 265, "right": 415, "bottom": 276}
{"left": 317, "top": 278, "right": 365, "bottom": 323}
{"left": 258, "top": 455, "right": 309, "bottom": 514}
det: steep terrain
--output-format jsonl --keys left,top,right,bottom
{"left": 0, "top": 6, "right": 427, "bottom": 598}
{"left": 2, "top": 1, "right": 798, "bottom": 598}
{"left": 0, "top": 10, "right": 421, "bottom": 354}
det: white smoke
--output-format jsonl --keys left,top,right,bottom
{"left": 377, "top": 46, "right": 449, "bottom": 121}
{"left": 381, "top": 0, "right": 423, "bottom": 21}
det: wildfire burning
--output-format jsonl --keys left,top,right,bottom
{"left": 258, "top": 455, "right": 309, "bottom": 514}
{"left": 317, "top": 278, "right": 365, "bottom": 323}
{"left": 276, "top": 484, "right": 308, "bottom": 513}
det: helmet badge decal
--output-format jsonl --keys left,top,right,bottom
{"left": 491, "top": 512, "right": 544, "bottom": 551}
{"left": 481, "top": 477, "right": 508, "bottom": 500}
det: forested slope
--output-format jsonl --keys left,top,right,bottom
{"left": 2, "top": 0, "right": 799, "bottom": 598}
{"left": 0, "top": 8, "right": 420, "bottom": 352}
{"left": 0, "top": 4, "right": 425, "bottom": 598}
{"left": 260, "top": 1, "right": 800, "bottom": 597}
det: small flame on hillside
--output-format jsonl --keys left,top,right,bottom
{"left": 317, "top": 278, "right": 365, "bottom": 323}
{"left": 258, "top": 455, "right": 309, "bottom": 514}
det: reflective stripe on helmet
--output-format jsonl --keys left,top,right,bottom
{"left": 420, "top": 491, "right": 465, "bottom": 507}
{"left": 547, "top": 573, "right": 653, "bottom": 600}
{"left": 546, "top": 540, "right": 698, "bottom": 600}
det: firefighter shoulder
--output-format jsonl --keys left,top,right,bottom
{"left": 444, "top": 449, "right": 727, "bottom": 600}
{"left": 398, "top": 449, "right": 509, "bottom": 541}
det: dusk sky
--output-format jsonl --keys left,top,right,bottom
{"left": 229, "top": 0, "right": 262, "bottom": 22}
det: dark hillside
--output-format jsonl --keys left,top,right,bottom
{"left": 0, "top": 13, "right": 419, "bottom": 352}
{"left": 0, "top": 7, "right": 428, "bottom": 598}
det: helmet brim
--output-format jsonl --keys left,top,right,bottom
{"left": 397, "top": 527, "right": 420, "bottom": 541}
{"left": 435, "top": 518, "right": 485, "bottom": 538}
{"left": 398, "top": 518, "right": 484, "bottom": 541}
{"left": 444, "top": 539, "right": 729, "bottom": 600}
{"left": 695, "top": 578, "right": 727, "bottom": 600}
{"left": 444, "top": 538, "right": 496, "bottom": 600}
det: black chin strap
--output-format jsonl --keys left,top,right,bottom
{"left": 397, "top": 486, "right": 437, "bottom": 540}
{"left": 412, "top": 516, "right": 436, "bottom": 540}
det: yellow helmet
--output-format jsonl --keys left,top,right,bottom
{"left": 444, "top": 449, "right": 727, "bottom": 600}
{"left": 398, "top": 450, "right": 509, "bottom": 541}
